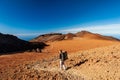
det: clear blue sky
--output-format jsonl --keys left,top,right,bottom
{"left": 0, "top": 0, "right": 120, "bottom": 40}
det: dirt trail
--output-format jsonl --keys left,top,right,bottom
{"left": 32, "top": 65, "right": 84, "bottom": 80}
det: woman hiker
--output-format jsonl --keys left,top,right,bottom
{"left": 59, "top": 50, "right": 68, "bottom": 70}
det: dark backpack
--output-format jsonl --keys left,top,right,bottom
{"left": 63, "top": 51, "right": 68, "bottom": 60}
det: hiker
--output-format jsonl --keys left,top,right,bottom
{"left": 59, "top": 50, "right": 68, "bottom": 70}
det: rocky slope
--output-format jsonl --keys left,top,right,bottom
{"left": 0, "top": 43, "right": 120, "bottom": 80}
{"left": 30, "top": 31, "right": 120, "bottom": 42}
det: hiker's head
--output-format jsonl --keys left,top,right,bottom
{"left": 64, "top": 51, "right": 67, "bottom": 53}
{"left": 59, "top": 50, "right": 62, "bottom": 53}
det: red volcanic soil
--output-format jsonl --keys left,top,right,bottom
{"left": 44, "top": 38, "right": 119, "bottom": 54}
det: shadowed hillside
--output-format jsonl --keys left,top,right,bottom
{"left": 30, "top": 31, "right": 120, "bottom": 42}
{"left": 0, "top": 33, "right": 47, "bottom": 54}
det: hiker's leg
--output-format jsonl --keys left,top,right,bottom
{"left": 60, "top": 60, "right": 62, "bottom": 70}
{"left": 62, "top": 62, "right": 66, "bottom": 70}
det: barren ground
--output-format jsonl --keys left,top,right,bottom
{"left": 0, "top": 38, "right": 120, "bottom": 80}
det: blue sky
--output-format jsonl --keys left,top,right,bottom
{"left": 0, "top": 0, "right": 120, "bottom": 40}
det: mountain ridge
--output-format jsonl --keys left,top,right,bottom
{"left": 30, "top": 30, "right": 120, "bottom": 42}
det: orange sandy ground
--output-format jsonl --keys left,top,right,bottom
{"left": 0, "top": 38, "right": 118, "bottom": 68}
{"left": 0, "top": 38, "right": 119, "bottom": 79}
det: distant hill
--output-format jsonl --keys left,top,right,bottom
{"left": 0, "top": 33, "right": 46, "bottom": 54}
{"left": 30, "top": 33, "right": 65, "bottom": 42}
{"left": 75, "top": 31, "right": 120, "bottom": 41}
{"left": 30, "top": 31, "right": 120, "bottom": 42}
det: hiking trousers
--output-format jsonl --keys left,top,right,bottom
{"left": 60, "top": 60, "right": 66, "bottom": 70}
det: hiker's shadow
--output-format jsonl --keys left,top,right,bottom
{"left": 66, "top": 66, "right": 72, "bottom": 70}
{"left": 74, "top": 59, "right": 88, "bottom": 67}
{"left": 66, "top": 59, "right": 88, "bottom": 70}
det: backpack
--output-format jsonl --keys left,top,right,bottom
{"left": 63, "top": 51, "right": 68, "bottom": 60}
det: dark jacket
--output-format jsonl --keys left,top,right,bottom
{"left": 59, "top": 51, "right": 68, "bottom": 61}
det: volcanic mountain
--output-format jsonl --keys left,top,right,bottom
{"left": 76, "top": 31, "right": 120, "bottom": 41}
{"left": 30, "top": 31, "right": 120, "bottom": 42}
{"left": 0, "top": 33, "right": 46, "bottom": 54}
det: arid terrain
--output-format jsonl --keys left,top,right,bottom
{"left": 0, "top": 31, "right": 120, "bottom": 80}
